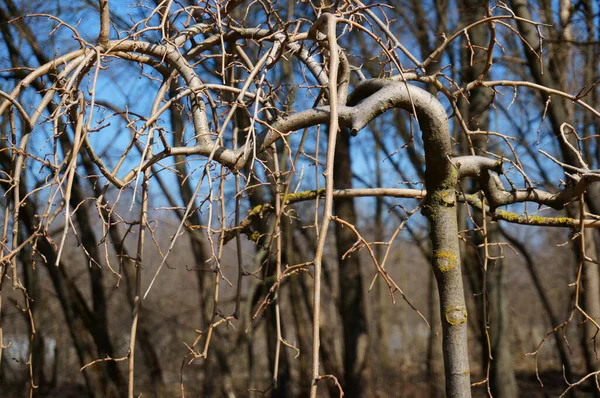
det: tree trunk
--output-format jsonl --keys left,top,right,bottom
{"left": 0, "top": 150, "right": 122, "bottom": 397}
{"left": 347, "top": 79, "right": 472, "bottom": 397}
{"left": 333, "top": 130, "right": 370, "bottom": 398}
{"left": 169, "top": 91, "right": 236, "bottom": 396}
{"left": 295, "top": 236, "right": 344, "bottom": 398}
{"left": 458, "top": 1, "right": 518, "bottom": 394}
{"left": 574, "top": 206, "right": 600, "bottom": 382}
{"left": 373, "top": 145, "right": 391, "bottom": 388}
{"left": 427, "top": 269, "right": 445, "bottom": 398}
{"left": 486, "top": 228, "right": 518, "bottom": 397}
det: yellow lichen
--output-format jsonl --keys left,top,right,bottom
{"left": 553, "top": 217, "right": 573, "bottom": 224}
{"left": 248, "top": 203, "right": 273, "bottom": 218}
{"left": 450, "top": 165, "right": 458, "bottom": 181}
{"left": 248, "top": 231, "right": 261, "bottom": 243}
{"left": 440, "top": 191, "right": 456, "bottom": 206}
{"left": 431, "top": 190, "right": 456, "bottom": 207}
{"left": 445, "top": 306, "right": 468, "bottom": 326}
{"left": 494, "top": 210, "right": 575, "bottom": 227}
{"left": 284, "top": 188, "right": 326, "bottom": 205}
{"left": 439, "top": 167, "right": 458, "bottom": 190}
{"left": 434, "top": 250, "right": 458, "bottom": 272}
{"left": 249, "top": 204, "right": 264, "bottom": 215}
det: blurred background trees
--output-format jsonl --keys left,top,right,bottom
{"left": 0, "top": 0, "right": 599, "bottom": 397}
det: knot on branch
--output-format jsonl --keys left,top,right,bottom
{"left": 308, "top": 13, "right": 337, "bottom": 43}
{"left": 445, "top": 306, "right": 468, "bottom": 326}
{"left": 451, "top": 156, "right": 503, "bottom": 179}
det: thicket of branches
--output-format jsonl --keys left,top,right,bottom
{"left": 1, "top": 0, "right": 600, "bottom": 397}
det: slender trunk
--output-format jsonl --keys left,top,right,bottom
{"left": 458, "top": 1, "right": 518, "bottom": 394}
{"left": 373, "top": 143, "right": 390, "bottom": 378}
{"left": 295, "top": 229, "right": 344, "bottom": 397}
{"left": 425, "top": 190, "right": 470, "bottom": 397}
{"left": 486, "top": 228, "right": 517, "bottom": 397}
{"left": 427, "top": 269, "right": 445, "bottom": 398}
{"left": 347, "top": 79, "right": 472, "bottom": 397}
{"left": 284, "top": 219, "right": 311, "bottom": 395}
{"left": 421, "top": 96, "right": 471, "bottom": 398}
{"left": 333, "top": 130, "right": 370, "bottom": 398}
{"left": 573, "top": 207, "right": 600, "bottom": 380}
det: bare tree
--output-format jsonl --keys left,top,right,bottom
{"left": 1, "top": 1, "right": 600, "bottom": 397}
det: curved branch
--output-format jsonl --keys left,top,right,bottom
{"left": 0, "top": 90, "right": 33, "bottom": 130}
{"left": 340, "top": 78, "right": 472, "bottom": 395}
{"left": 479, "top": 170, "right": 600, "bottom": 210}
